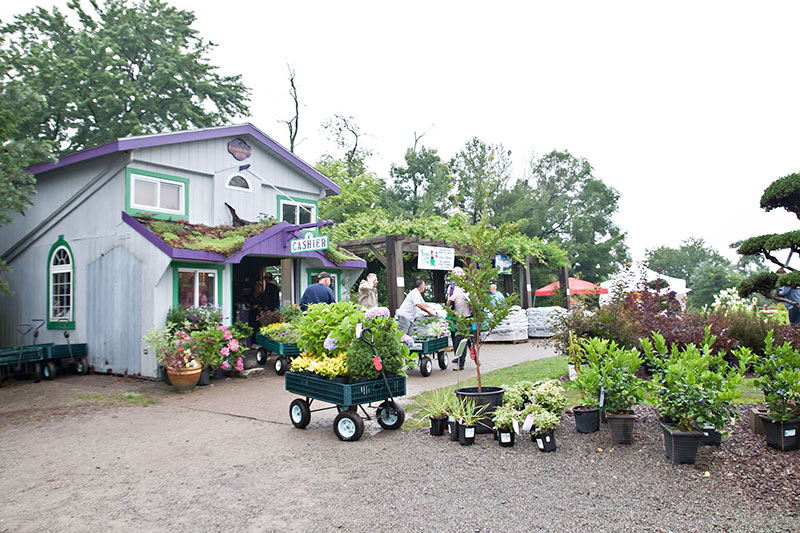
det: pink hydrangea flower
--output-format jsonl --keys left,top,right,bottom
{"left": 221, "top": 361, "right": 230, "bottom": 370}
{"left": 235, "top": 357, "right": 244, "bottom": 372}
{"left": 221, "top": 346, "right": 230, "bottom": 357}
{"left": 228, "top": 339, "right": 240, "bottom": 352}
{"left": 223, "top": 331, "right": 233, "bottom": 340}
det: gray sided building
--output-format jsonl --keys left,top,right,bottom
{"left": 0, "top": 124, "right": 365, "bottom": 377}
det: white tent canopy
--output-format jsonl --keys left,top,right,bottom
{"left": 599, "top": 262, "right": 689, "bottom": 306}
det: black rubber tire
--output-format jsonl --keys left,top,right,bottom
{"left": 256, "top": 349, "right": 267, "bottom": 365}
{"left": 274, "top": 356, "right": 288, "bottom": 375}
{"left": 334, "top": 411, "right": 364, "bottom": 441}
{"left": 420, "top": 356, "right": 432, "bottom": 377}
{"left": 437, "top": 351, "right": 448, "bottom": 370}
{"left": 43, "top": 362, "right": 56, "bottom": 380}
{"left": 33, "top": 363, "right": 42, "bottom": 383}
{"left": 75, "top": 357, "right": 89, "bottom": 375}
{"left": 289, "top": 398, "right": 311, "bottom": 428}
{"left": 376, "top": 400, "right": 405, "bottom": 430}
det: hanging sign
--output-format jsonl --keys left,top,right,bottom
{"left": 290, "top": 233, "right": 329, "bottom": 253}
{"left": 417, "top": 245, "right": 455, "bottom": 270}
{"left": 227, "top": 138, "right": 252, "bottom": 161}
{"left": 495, "top": 254, "right": 512, "bottom": 274}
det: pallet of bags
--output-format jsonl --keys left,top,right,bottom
{"left": 526, "top": 306, "right": 568, "bottom": 338}
{"left": 484, "top": 306, "right": 528, "bottom": 343}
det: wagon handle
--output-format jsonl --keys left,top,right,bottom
{"left": 31, "top": 319, "right": 45, "bottom": 345}
{"left": 360, "top": 327, "right": 375, "bottom": 352}
{"left": 16, "top": 324, "right": 31, "bottom": 369}
{"left": 58, "top": 317, "right": 74, "bottom": 360}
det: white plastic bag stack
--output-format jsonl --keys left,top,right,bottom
{"left": 483, "top": 306, "right": 528, "bottom": 342}
{"left": 526, "top": 306, "right": 568, "bottom": 338}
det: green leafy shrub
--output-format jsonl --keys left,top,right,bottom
{"left": 643, "top": 332, "right": 746, "bottom": 432}
{"left": 578, "top": 337, "right": 646, "bottom": 413}
{"left": 533, "top": 380, "right": 567, "bottom": 414}
{"left": 295, "top": 301, "right": 363, "bottom": 356}
{"left": 346, "top": 312, "right": 410, "bottom": 380}
{"left": 491, "top": 404, "right": 517, "bottom": 431}
{"left": 743, "top": 331, "right": 800, "bottom": 421}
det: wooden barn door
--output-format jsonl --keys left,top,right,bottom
{"left": 87, "top": 246, "right": 143, "bottom": 375}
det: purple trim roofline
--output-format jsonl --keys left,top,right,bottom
{"left": 122, "top": 212, "right": 366, "bottom": 268}
{"left": 27, "top": 124, "right": 339, "bottom": 195}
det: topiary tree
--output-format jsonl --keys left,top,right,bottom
{"left": 738, "top": 172, "right": 800, "bottom": 308}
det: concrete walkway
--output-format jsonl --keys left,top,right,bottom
{"left": 172, "top": 339, "right": 558, "bottom": 427}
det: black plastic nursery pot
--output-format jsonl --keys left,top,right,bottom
{"left": 448, "top": 418, "right": 460, "bottom": 441}
{"left": 455, "top": 386, "right": 505, "bottom": 434}
{"left": 212, "top": 367, "right": 224, "bottom": 380}
{"left": 197, "top": 367, "right": 211, "bottom": 386}
{"left": 759, "top": 415, "right": 800, "bottom": 451}
{"left": 458, "top": 424, "right": 477, "bottom": 446}
{"left": 606, "top": 412, "right": 637, "bottom": 445}
{"left": 573, "top": 406, "right": 600, "bottom": 434}
{"left": 430, "top": 416, "right": 447, "bottom": 436}
{"left": 498, "top": 430, "right": 515, "bottom": 447}
{"left": 661, "top": 423, "right": 704, "bottom": 464}
{"left": 531, "top": 430, "right": 557, "bottom": 452}
{"left": 698, "top": 425, "right": 722, "bottom": 447}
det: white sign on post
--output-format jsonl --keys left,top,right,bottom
{"left": 417, "top": 245, "right": 455, "bottom": 270}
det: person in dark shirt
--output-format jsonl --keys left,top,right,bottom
{"left": 263, "top": 273, "right": 280, "bottom": 311}
{"left": 300, "top": 271, "right": 336, "bottom": 311}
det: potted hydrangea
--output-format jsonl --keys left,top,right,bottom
{"left": 643, "top": 332, "right": 746, "bottom": 463}
{"left": 743, "top": 331, "right": 800, "bottom": 451}
{"left": 143, "top": 327, "right": 202, "bottom": 393}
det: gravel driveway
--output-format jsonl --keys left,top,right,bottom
{"left": 1, "top": 378, "right": 797, "bottom": 532}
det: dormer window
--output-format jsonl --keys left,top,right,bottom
{"left": 226, "top": 174, "right": 251, "bottom": 192}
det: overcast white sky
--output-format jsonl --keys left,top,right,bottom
{"left": 4, "top": 1, "right": 800, "bottom": 266}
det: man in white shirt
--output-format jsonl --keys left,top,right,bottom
{"left": 396, "top": 279, "right": 434, "bottom": 334}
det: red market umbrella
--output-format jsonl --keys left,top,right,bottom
{"left": 534, "top": 277, "right": 609, "bottom": 297}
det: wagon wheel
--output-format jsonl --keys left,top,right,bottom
{"left": 437, "top": 351, "right": 448, "bottom": 370}
{"left": 256, "top": 348, "right": 268, "bottom": 365}
{"left": 334, "top": 411, "right": 364, "bottom": 441}
{"left": 274, "top": 356, "right": 288, "bottom": 376}
{"left": 376, "top": 400, "right": 405, "bottom": 430}
{"left": 420, "top": 356, "right": 432, "bottom": 377}
{"left": 33, "top": 363, "right": 42, "bottom": 383}
{"left": 289, "top": 398, "right": 311, "bottom": 428}
{"left": 74, "top": 357, "right": 89, "bottom": 375}
{"left": 43, "top": 362, "right": 57, "bottom": 380}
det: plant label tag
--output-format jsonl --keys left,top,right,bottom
{"left": 512, "top": 418, "right": 520, "bottom": 435}
{"left": 448, "top": 415, "right": 455, "bottom": 422}
{"left": 521, "top": 414, "right": 534, "bottom": 433}
{"left": 430, "top": 419, "right": 434, "bottom": 429}
{"left": 372, "top": 356, "right": 382, "bottom": 371}
{"left": 703, "top": 432, "right": 709, "bottom": 437}
{"left": 536, "top": 438, "right": 544, "bottom": 450}
{"left": 599, "top": 386, "right": 605, "bottom": 408}
{"left": 355, "top": 323, "right": 363, "bottom": 338}
{"left": 500, "top": 432, "right": 511, "bottom": 443}
{"left": 465, "top": 427, "right": 475, "bottom": 438}
{"left": 545, "top": 435, "right": 551, "bottom": 443}
{"left": 785, "top": 429, "right": 797, "bottom": 437}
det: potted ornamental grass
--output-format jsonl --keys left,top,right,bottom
{"left": 568, "top": 338, "right": 602, "bottom": 433}
{"left": 587, "top": 338, "right": 646, "bottom": 445}
{"left": 453, "top": 395, "right": 489, "bottom": 446}
{"left": 642, "top": 332, "right": 745, "bottom": 464}
{"left": 742, "top": 331, "right": 800, "bottom": 451}
{"left": 418, "top": 388, "right": 453, "bottom": 436}
{"left": 492, "top": 404, "right": 518, "bottom": 447}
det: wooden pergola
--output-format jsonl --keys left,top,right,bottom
{"left": 336, "top": 234, "right": 537, "bottom": 314}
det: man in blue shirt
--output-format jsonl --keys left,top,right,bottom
{"left": 300, "top": 271, "right": 336, "bottom": 311}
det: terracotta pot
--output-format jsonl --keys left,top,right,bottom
{"left": 167, "top": 366, "right": 203, "bottom": 393}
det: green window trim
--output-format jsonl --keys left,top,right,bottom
{"left": 306, "top": 267, "right": 342, "bottom": 302}
{"left": 47, "top": 235, "right": 75, "bottom": 330}
{"left": 276, "top": 194, "right": 318, "bottom": 228}
{"left": 125, "top": 167, "right": 190, "bottom": 221}
{"left": 171, "top": 261, "right": 224, "bottom": 308}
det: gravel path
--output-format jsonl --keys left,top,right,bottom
{"left": 0, "top": 394, "right": 797, "bottom": 532}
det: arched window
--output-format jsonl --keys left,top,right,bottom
{"left": 48, "top": 236, "right": 75, "bottom": 329}
{"left": 226, "top": 174, "right": 251, "bottom": 192}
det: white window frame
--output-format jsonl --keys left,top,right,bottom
{"left": 280, "top": 199, "right": 316, "bottom": 225}
{"left": 225, "top": 173, "right": 253, "bottom": 192}
{"left": 49, "top": 245, "right": 73, "bottom": 322}
{"left": 130, "top": 173, "right": 185, "bottom": 215}
{"left": 178, "top": 268, "right": 218, "bottom": 308}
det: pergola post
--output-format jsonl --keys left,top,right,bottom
{"left": 386, "top": 235, "right": 405, "bottom": 316}
{"left": 558, "top": 266, "right": 570, "bottom": 309}
{"left": 432, "top": 270, "right": 446, "bottom": 302}
{"left": 520, "top": 258, "right": 532, "bottom": 308}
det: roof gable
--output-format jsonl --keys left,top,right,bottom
{"left": 27, "top": 123, "right": 339, "bottom": 196}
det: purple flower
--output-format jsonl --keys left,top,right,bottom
{"left": 323, "top": 336, "right": 338, "bottom": 351}
{"left": 365, "top": 307, "right": 390, "bottom": 320}
{"left": 401, "top": 335, "right": 414, "bottom": 347}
